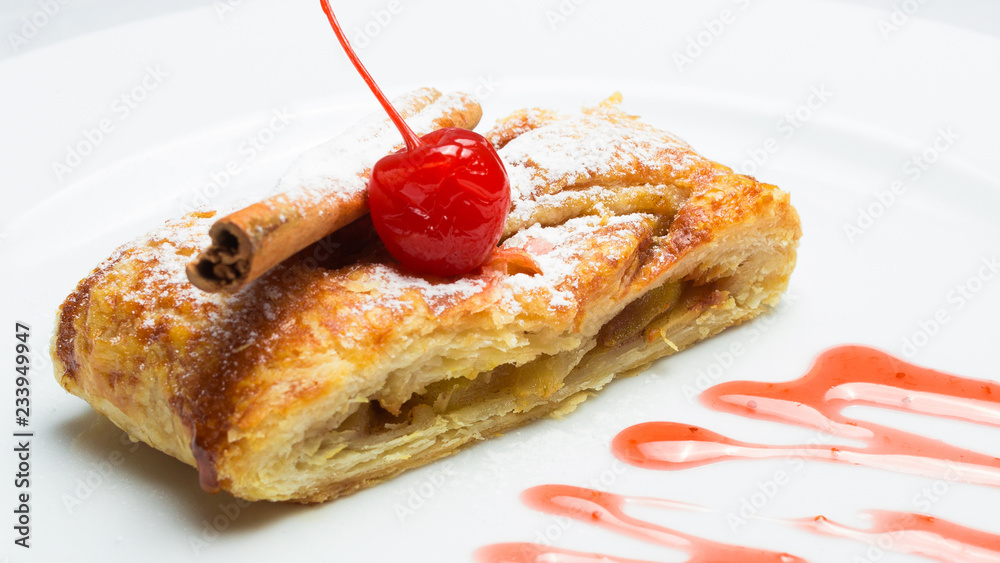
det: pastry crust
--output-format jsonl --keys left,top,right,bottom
{"left": 52, "top": 92, "right": 801, "bottom": 503}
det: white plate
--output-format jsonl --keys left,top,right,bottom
{"left": 2, "top": 1, "right": 999, "bottom": 561}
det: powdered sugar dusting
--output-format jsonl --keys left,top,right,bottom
{"left": 94, "top": 95, "right": 693, "bottom": 345}
{"left": 92, "top": 212, "right": 231, "bottom": 342}
{"left": 503, "top": 214, "right": 650, "bottom": 310}
{"left": 499, "top": 111, "right": 700, "bottom": 232}
{"left": 133, "top": 215, "right": 222, "bottom": 297}
{"left": 107, "top": 211, "right": 644, "bottom": 330}
{"left": 345, "top": 263, "right": 489, "bottom": 316}
{"left": 87, "top": 89, "right": 477, "bottom": 331}
{"left": 274, "top": 89, "right": 472, "bottom": 217}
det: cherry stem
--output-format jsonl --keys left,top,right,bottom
{"left": 319, "top": 0, "right": 423, "bottom": 151}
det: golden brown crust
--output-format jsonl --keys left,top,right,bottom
{"left": 52, "top": 93, "right": 801, "bottom": 502}
{"left": 485, "top": 107, "right": 565, "bottom": 149}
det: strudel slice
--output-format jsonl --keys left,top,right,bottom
{"left": 52, "top": 92, "right": 800, "bottom": 503}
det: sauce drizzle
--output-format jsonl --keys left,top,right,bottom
{"left": 800, "top": 511, "right": 1000, "bottom": 562}
{"left": 477, "top": 485, "right": 1000, "bottom": 562}
{"left": 479, "top": 346, "right": 1000, "bottom": 562}
{"left": 476, "top": 543, "right": 656, "bottom": 563}
{"left": 475, "top": 485, "right": 803, "bottom": 563}
{"left": 613, "top": 346, "right": 1000, "bottom": 485}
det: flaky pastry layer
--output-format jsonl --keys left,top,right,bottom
{"left": 52, "top": 92, "right": 800, "bottom": 503}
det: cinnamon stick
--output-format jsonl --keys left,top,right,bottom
{"left": 187, "top": 88, "right": 482, "bottom": 293}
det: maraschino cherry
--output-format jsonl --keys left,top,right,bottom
{"left": 320, "top": 1, "right": 510, "bottom": 276}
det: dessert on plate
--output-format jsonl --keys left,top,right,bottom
{"left": 52, "top": 88, "right": 800, "bottom": 503}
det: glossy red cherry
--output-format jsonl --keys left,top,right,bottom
{"left": 368, "top": 128, "right": 510, "bottom": 275}
{"left": 320, "top": 0, "right": 510, "bottom": 276}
